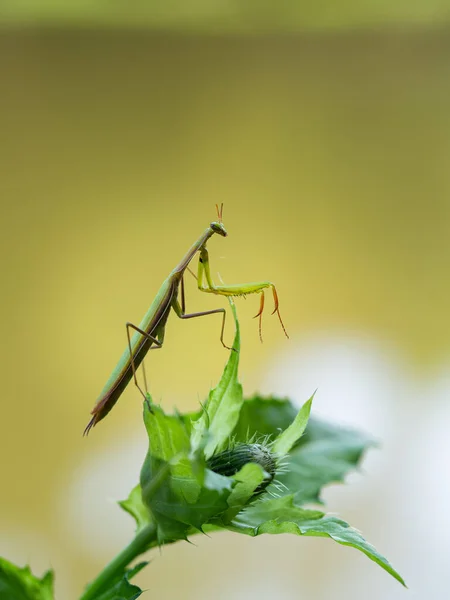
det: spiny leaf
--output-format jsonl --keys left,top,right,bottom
{"left": 161, "top": 467, "right": 232, "bottom": 530}
{"left": 272, "top": 394, "right": 314, "bottom": 456}
{"left": 118, "top": 485, "right": 153, "bottom": 536}
{"left": 140, "top": 400, "right": 233, "bottom": 541}
{"left": 232, "top": 495, "right": 323, "bottom": 528}
{"left": 0, "top": 558, "right": 54, "bottom": 600}
{"left": 94, "top": 562, "right": 147, "bottom": 600}
{"left": 230, "top": 496, "right": 405, "bottom": 586}
{"left": 233, "top": 396, "right": 374, "bottom": 505}
{"left": 191, "top": 299, "right": 243, "bottom": 459}
{"left": 279, "top": 417, "right": 376, "bottom": 505}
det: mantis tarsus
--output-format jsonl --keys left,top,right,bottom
{"left": 84, "top": 205, "right": 288, "bottom": 435}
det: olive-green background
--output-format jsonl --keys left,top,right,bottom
{"left": 1, "top": 6, "right": 450, "bottom": 599}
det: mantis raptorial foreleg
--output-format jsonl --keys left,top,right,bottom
{"left": 196, "top": 247, "right": 288, "bottom": 342}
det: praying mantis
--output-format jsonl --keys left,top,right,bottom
{"left": 84, "top": 205, "right": 288, "bottom": 435}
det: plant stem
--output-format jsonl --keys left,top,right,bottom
{"left": 79, "top": 523, "right": 157, "bottom": 600}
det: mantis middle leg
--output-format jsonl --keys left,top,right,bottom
{"left": 171, "top": 276, "right": 233, "bottom": 350}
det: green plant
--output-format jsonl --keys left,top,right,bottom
{"left": 0, "top": 301, "right": 405, "bottom": 599}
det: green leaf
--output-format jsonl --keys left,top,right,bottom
{"left": 118, "top": 485, "right": 153, "bottom": 536}
{"left": 165, "top": 467, "right": 233, "bottom": 530}
{"left": 140, "top": 399, "right": 234, "bottom": 541}
{"left": 147, "top": 464, "right": 233, "bottom": 542}
{"left": 191, "top": 299, "right": 243, "bottom": 459}
{"left": 232, "top": 495, "right": 323, "bottom": 529}
{"left": 232, "top": 395, "right": 298, "bottom": 442}
{"left": 139, "top": 400, "right": 193, "bottom": 541}
{"left": 140, "top": 399, "right": 192, "bottom": 506}
{"left": 142, "top": 402, "right": 191, "bottom": 462}
{"left": 0, "top": 558, "right": 54, "bottom": 600}
{"left": 94, "top": 563, "right": 146, "bottom": 600}
{"left": 272, "top": 394, "right": 314, "bottom": 455}
{"left": 280, "top": 417, "right": 375, "bottom": 505}
{"left": 230, "top": 496, "right": 405, "bottom": 586}
{"left": 222, "top": 463, "right": 266, "bottom": 523}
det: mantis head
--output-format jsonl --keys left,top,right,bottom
{"left": 210, "top": 221, "right": 227, "bottom": 237}
{"left": 210, "top": 202, "right": 227, "bottom": 237}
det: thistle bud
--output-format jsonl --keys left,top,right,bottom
{"left": 207, "top": 443, "right": 277, "bottom": 494}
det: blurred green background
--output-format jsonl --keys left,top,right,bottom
{"left": 1, "top": 0, "right": 450, "bottom": 30}
{"left": 1, "top": 3, "right": 450, "bottom": 599}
